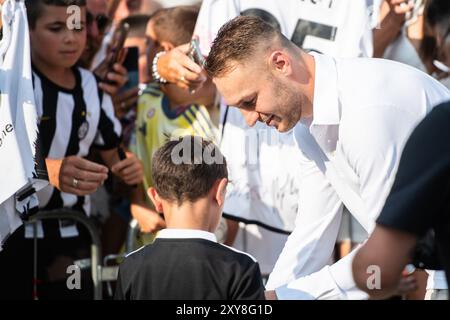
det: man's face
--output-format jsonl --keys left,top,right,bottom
{"left": 30, "top": 5, "right": 87, "bottom": 69}
{"left": 213, "top": 61, "right": 303, "bottom": 132}
{"left": 81, "top": 0, "right": 108, "bottom": 66}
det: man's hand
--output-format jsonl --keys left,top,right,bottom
{"left": 99, "top": 63, "right": 128, "bottom": 96}
{"left": 111, "top": 151, "right": 144, "bottom": 185}
{"left": 46, "top": 156, "right": 108, "bottom": 196}
{"left": 113, "top": 86, "right": 140, "bottom": 118}
{"left": 157, "top": 43, "right": 207, "bottom": 91}
{"left": 264, "top": 290, "right": 278, "bottom": 300}
{"left": 131, "top": 203, "right": 166, "bottom": 233}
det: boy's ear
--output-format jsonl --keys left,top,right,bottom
{"left": 148, "top": 187, "right": 164, "bottom": 213}
{"left": 160, "top": 41, "right": 175, "bottom": 52}
{"left": 213, "top": 178, "right": 228, "bottom": 207}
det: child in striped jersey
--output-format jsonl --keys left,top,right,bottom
{"left": 129, "top": 6, "right": 223, "bottom": 235}
{"left": 0, "top": 0, "right": 144, "bottom": 299}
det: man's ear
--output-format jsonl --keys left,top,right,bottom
{"left": 148, "top": 187, "right": 164, "bottom": 213}
{"left": 160, "top": 41, "right": 175, "bottom": 52}
{"left": 213, "top": 178, "right": 228, "bottom": 207}
{"left": 268, "top": 51, "right": 292, "bottom": 76}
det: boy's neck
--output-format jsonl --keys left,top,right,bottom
{"left": 163, "top": 198, "right": 219, "bottom": 233}
{"left": 32, "top": 58, "right": 76, "bottom": 90}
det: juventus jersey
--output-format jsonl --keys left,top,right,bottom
{"left": 32, "top": 65, "right": 121, "bottom": 216}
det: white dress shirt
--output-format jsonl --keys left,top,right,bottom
{"left": 266, "top": 53, "right": 450, "bottom": 299}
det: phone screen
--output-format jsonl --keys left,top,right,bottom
{"left": 94, "top": 23, "right": 130, "bottom": 82}
{"left": 121, "top": 46, "right": 139, "bottom": 92}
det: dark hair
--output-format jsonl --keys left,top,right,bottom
{"left": 205, "top": 15, "right": 290, "bottom": 78}
{"left": 151, "top": 136, "right": 228, "bottom": 205}
{"left": 150, "top": 5, "right": 199, "bottom": 47}
{"left": 119, "top": 14, "right": 151, "bottom": 38}
{"left": 25, "top": 0, "right": 86, "bottom": 29}
{"left": 426, "top": 0, "right": 450, "bottom": 28}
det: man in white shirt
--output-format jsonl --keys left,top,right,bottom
{"left": 205, "top": 15, "right": 450, "bottom": 299}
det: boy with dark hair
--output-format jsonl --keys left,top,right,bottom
{"left": 115, "top": 136, "right": 265, "bottom": 300}
{"left": 130, "top": 5, "right": 221, "bottom": 235}
{"left": 0, "top": 0, "right": 143, "bottom": 299}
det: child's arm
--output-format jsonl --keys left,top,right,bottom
{"left": 130, "top": 184, "right": 166, "bottom": 233}
{"left": 99, "top": 149, "right": 143, "bottom": 186}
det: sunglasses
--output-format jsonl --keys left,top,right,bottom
{"left": 86, "top": 12, "right": 110, "bottom": 33}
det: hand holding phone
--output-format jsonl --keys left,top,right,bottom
{"left": 188, "top": 38, "right": 206, "bottom": 68}
{"left": 94, "top": 22, "right": 130, "bottom": 83}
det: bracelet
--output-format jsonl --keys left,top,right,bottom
{"left": 152, "top": 51, "right": 168, "bottom": 84}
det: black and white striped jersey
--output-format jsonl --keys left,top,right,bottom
{"left": 32, "top": 65, "right": 121, "bottom": 216}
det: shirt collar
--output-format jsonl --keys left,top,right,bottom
{"left": 156, "top": 229, "right": 217, "bottom": 243}
{"left": 308, "top": 52, "right": 340, "bottom": 126}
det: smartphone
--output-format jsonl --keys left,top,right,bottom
{"left": 188, "top": 38, "right": 206, "bottom": 68}
{"left": 94, "top": 22, "right": 130, "bottom": 83}
{"left": 121, "top": 46, "right": 139, "bottom": 92}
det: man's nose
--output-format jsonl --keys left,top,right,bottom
{"left": 240, "top": 109, "right": 259, "bottom": 127}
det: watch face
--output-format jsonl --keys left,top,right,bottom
{"left": 78, "top": 120, "right": 89, "bottom": 140}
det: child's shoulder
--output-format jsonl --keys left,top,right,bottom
{"left": 213, "top": 242, "right": 258, "bottom": 265}
{"left": 76, "top": 66, "right": 99, "bottom": 86}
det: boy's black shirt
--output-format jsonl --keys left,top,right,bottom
{"left": 115, "top": 237, "right": 265, "bottom": 300}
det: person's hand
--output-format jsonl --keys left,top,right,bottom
{"left": 264, "top": 290, "right": 278, "bottom": 300}
{"left": 131, "top": 204, "right": 166, "bottom": 233}
{"left": 113, "top": 86, "right": 140, "bottom": 118}
{"left": 397, "top": 267, "right": 419, "bottom": 297}
{"left": 99, "top": 63, "right": 128, "bottom": 96}
{"left": 111, "top": 151, "right": 144, "bottom": 185}
{"left": 46, "top": 156, "right": 108, "bottom": 196}
{"left": 157, "top": 43, "right": 207, "bottom": 91}
{"left": 385, "top": 0, "right": 415, "bottom": 29}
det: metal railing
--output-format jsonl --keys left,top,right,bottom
{"left": 29, "top": 209, "right": 103, "bottom": 300}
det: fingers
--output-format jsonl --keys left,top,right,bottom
{"left": 114, "top": 87, "right": 139, "bottom": 113}
{"left": 391, "top": 0, "right": 414, "bottom": 14}
{"left": 72, "top": 157, "right": 108, "bottom": 174}
{"left": 111, "top": 155, "right": 144, "bottom": 185}
{"left": 98, "top": 82, "right": 118, "bottom": 96}
{"left": 58, "top": 156, "right": 109, "bottom": 195}
{"left": 177, "top": 42, "right": 192, "bottom": 54}
{"left": 60, "top": 175, "right": 100, "bottom": 196}
{"left": 118, "top": 48, "right": 128, "bottom": 65}
{"left": 397, "top": 275, "right": 418, "bottom": 295}
{"left": 98, "top": 63, "right": 128, "bottom": 95}
{"left": 105, "top": 69, "right": 128, "bottom": 87}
